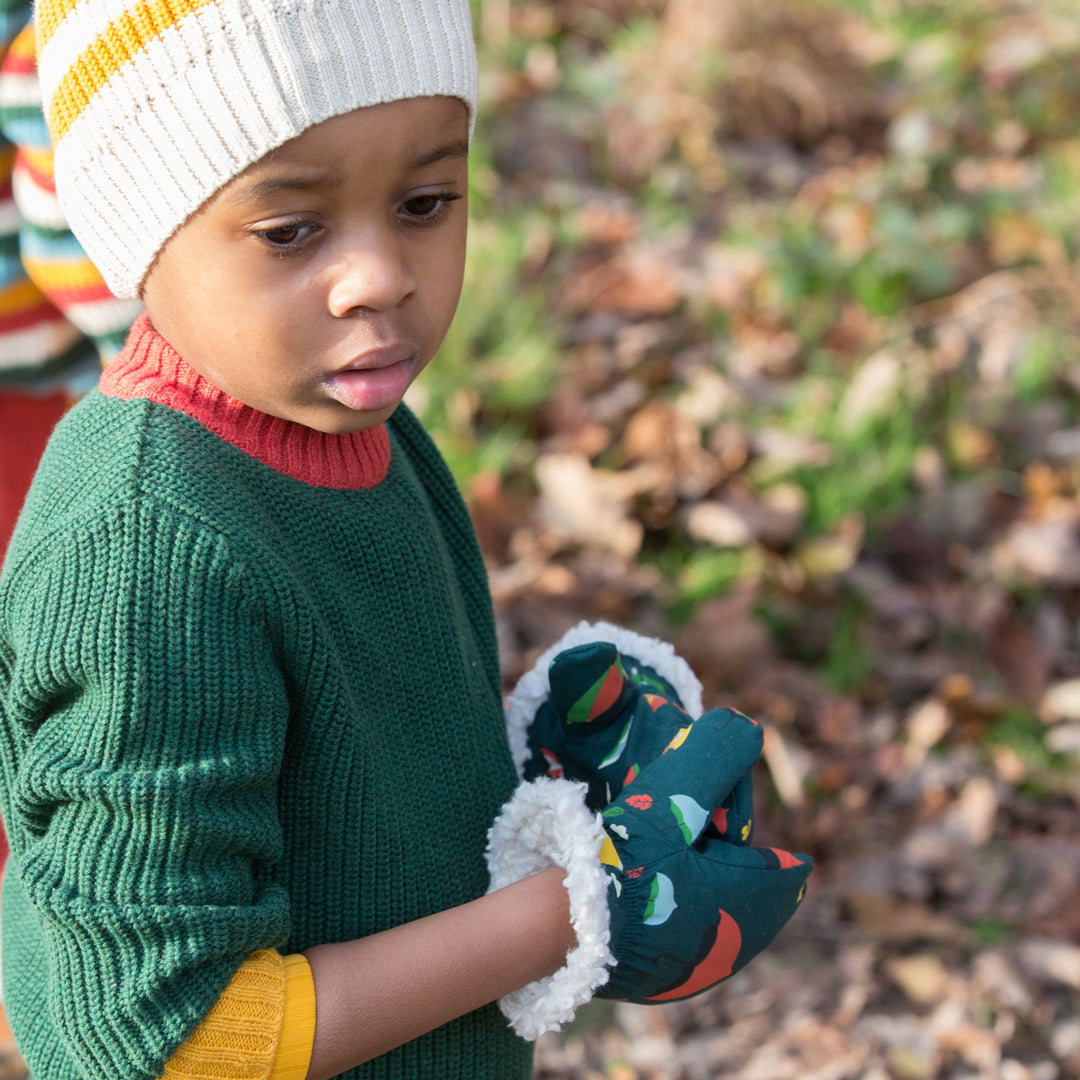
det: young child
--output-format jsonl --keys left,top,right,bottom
{"left": 0, "top": 2, "right": 812, "bottom": 1078}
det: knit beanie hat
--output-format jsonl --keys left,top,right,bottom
{"left": 35, "top": 0, "right": 478, "bottom": 299}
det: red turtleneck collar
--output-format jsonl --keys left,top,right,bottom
{"left": 100, "top": 315, "right": 391, "bottom": 490}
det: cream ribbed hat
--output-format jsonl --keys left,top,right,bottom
{"left": 36, "top": 0, "right": 478, "bottom": 298}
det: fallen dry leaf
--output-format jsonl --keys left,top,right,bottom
{"left": 886, "top": 954, "right": 952, "bottom": 1005}
{"left": 1039, "top": 678, "right": 1080, "bottom": 723}
{"left": 535, "top": 454, "right": 644, "bottom": 560}
{"left": 846, "top": 892, "right": 972, "bottom": 944}
{"left": 762, "top": 723, "right": 810, "bottom": 810}
{"left": 684, "top": 500, "right": 754, "bottom": 547}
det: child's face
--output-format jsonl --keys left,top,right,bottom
{"left": 140, "top": 97, "right": 469, "bottom": 433}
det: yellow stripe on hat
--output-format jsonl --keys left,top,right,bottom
{"left": 37, "top": 0, "right": 209, "bottom": 51}
{"left": 47, "top": 0, "right": 218, "bottom": 143}
{"left": 36, "top": 0, "right": 82, "bottom": 53}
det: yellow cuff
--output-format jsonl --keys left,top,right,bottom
{"left": 158, "top": 950, "right": 315, "bottom": 1080}
{"left": 270, "top": 954, "right": 316, "bottom": 1080}
{"left": 160, "top": 949, "right": 287, "bottom": 1079}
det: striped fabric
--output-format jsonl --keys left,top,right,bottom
{"left": 34, "top": 0, "right": 478, "bottom": 298}
{"left": 0, "top": 9, "right": 140, "bottom": 388}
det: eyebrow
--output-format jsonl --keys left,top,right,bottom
{"left": 228, "top": 139, "right": 469, "bottom": 207}
{"left": 407, "top": 138, "right": 470, "bottom": 169}
{"left": 229, "top": 173, "right": 336, "bottom": 206}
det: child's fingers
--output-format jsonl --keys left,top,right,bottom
{"left": 636, "top": 842, "right": 812, "bottom": 1003}
{"left": 696, "top": 837, "right": 813, "bottom": 877}
{"left": 606, "top": 708, "right": 763, "bottom": 847}
{"left": 600, "top": 833, "right": 812, "bottom": 1003}
{"left": 694, "top": 840, "right": 813, "bottom": 965}
{"left": 706, "top": 769, "right": 755, "bottom": 845}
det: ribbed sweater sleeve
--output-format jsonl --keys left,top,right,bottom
{"left": 1, "top": 498, "right": 292, "bottom": 1080}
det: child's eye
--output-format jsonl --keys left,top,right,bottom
{"left": 252, "top": 220, "right": 320, "bottom": 251}
{"left": 400, "top": 192, "right": 462, "bottom": 224}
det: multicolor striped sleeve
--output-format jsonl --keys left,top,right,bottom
{"left": 0, "top": 15, "right": 139, "bottom": 389}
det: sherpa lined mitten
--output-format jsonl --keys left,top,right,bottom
{"left": 487, "top": 706, "right": 813, "bottom": 1038}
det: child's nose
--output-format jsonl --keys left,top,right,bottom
{"left": 327, "top": 236, "right": 417, "bottom": 317}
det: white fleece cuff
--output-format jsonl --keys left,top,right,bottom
{"left": 486, "top": 778, "right": 614, "bottom": 1039}
{"left": 505, "top": 621, "right": 705, "bottom": 778}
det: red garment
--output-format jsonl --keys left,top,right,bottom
{"left": 0, "top": 386, "right": 68, "bottom": 553}
{"left": 0, "top": 384, "right": 70, "bottom": 871}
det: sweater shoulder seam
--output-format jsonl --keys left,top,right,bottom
{"left": 2, "top": 481, "right": 269, "bottom": 610}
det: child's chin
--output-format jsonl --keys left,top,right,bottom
{"left": 305, "top": 403, "right": 397, "bottom": 434}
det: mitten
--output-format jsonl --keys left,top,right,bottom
{"left": 507, "top": 621, "right": 753, "bottom": 844}
{"left": 486, "top": 709, "right": 812, "bottom": 1038}
{"left": 595, "top": 708, "right": 811, "bottom": 1000}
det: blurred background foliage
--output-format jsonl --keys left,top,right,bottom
{"left": 411, "top": 0, "right": 1080, "bottom": 739}
{"left": 406, "top": 3, "right": 1080, "bottom": 1075}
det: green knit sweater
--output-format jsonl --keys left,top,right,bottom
{"left": 0, "top": 318, "right": 534, "bottom": 1080}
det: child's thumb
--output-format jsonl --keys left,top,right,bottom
{"left": 549, "top": 641, "right": 641, "bottom": 728}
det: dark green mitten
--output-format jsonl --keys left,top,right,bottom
{"left": 596, "top": 707, "right": 812, "bottom": 1001}
{"left": 486, "top": 707, "right": 813, "bottom": 1036}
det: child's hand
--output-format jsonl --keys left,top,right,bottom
{"left": 521, "top": 639, "right": 754, "bottom": 845}
{"left": 487, "top": 705, "right": 812, "bottom": 1034}
{"left": 594, "top": 706, "right": 812, "bottom": 1002}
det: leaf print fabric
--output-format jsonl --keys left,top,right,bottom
{"left": 523, "top": 640, "right": 755, "bottom": 845}
{"left": 595, "top": 708, "right": 813, "bottom": 1003}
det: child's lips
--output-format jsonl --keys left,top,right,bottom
{"left": 321, "top": 345, "right": 417, "bottom": 412}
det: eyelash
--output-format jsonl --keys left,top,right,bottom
{"left": 253, "top": 221, "right": 320, "bottom": 252}
{"left": 400, "top": 191, "right": 463, "bottom": 227}
{"left": 251, "top": 192, "right": 463, "bottom": 254}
